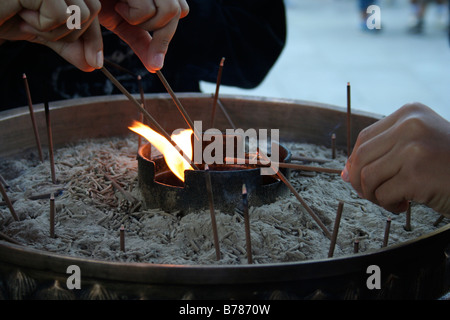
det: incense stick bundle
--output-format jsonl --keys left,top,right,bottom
{"left": 23, "top": 73, "right": 43, "bottom": 162}
{"left": 204, "top": 165, "right": 220, "bottom": 260}
{"left": 257, "top": 150, "right": 332, "bottom": 239}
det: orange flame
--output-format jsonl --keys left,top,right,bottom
{"left": 129, "top": 121, "right": 194, "bottom": 182}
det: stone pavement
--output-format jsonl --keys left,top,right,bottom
{"left": 200, "top": 0, "right": 450, "bottom": 120}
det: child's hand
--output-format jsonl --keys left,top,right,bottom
{"left": 342, "top": 103, "right": 450, "bottom": 216}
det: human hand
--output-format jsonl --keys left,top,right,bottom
{"left": 341, "top": 103, "right": 450, "bottom": 216}
{"left": 99, "top": 0, "right": 189, "bottom": 72}
{"left": 0, "top": 0, "right": 103, "bottom": 71}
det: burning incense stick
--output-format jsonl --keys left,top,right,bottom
{"left": 257, "top": 149, "right": 332, "bottom": 239}
{"left": 242, "top": 184, "right": 253, "bottom": 264}
{"left": 328, "top": 201, "right": 344, "bottom": 257}
{"left": 211, "top": 57, "right": 225, "bottom": 128}
{"left": 23, "top": 73, "right": 44, "bottom": 162}
{"left": 44, "top": 101, "right": 56, "bottom": 184}
{"left": 204, "top": 164, "right": 220, "bottom": 260}
{"left": 331, "top": 133, "right": 336, "bottom": 159}
{"left": 100, "top": 67, "right": 199, "bottom": 170}
{"left": 155, "top": 70, "right": 200, "bottom": 140}
{"left": 347, "top": 82, "right": 352, "bottom": 157}
{"left": 120, "top": 225, "right": 125, "bottom": 252}
{"left": 404, "top": 201, "right": 412, "bottom": 231}
{"left": 0, "top": 179, "right": 19, "bottom": 221}
{"left": 50, "top": 193, "right": 55, "bottom": 238}
{"left": 224, "top": 157, "right": 342, "bottom": 174}
{"left": 382, "top": 217, "right": 391, "bottom": 247}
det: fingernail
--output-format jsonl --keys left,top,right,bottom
{"left": 96, "top": 50, "right": 104, "bottom": 69}
{"left": 151, "top": 53, "right": 164, "bottom": 70}
{"left": 341, "top": 166, "right": 350, "bottom": 182}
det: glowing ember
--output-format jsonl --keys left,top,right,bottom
{"left": 129, "top": 121, "right": 194, "bottom": 182}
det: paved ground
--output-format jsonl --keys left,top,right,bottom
{"left": 201, "top": 0, "right": 450, "bottom": 120}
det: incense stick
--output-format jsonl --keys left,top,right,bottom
{"left": 328, "top": 201, "right": 344, "bottom": 257}
{"left": 0, "top": 231, "right": 21, "bottom": 245}
{"left": 217, "top": 99, "right": 237, "bottom": 130}
{"left": 346, "top": 82, "right": 352, "bottom": 157}
{"left": 331, "top": 133, "right": 336, "bottom": 159}
{"left": 433, "top": 215, "right": 445, "bottom": 227}
{"left": 120, "top": 225, "right": 125, "bottom": 252}
{"left": 50, "top": 193, "right": 55, "bottom": 238}
{"left": 224, "top": 157, "right": 342, "bottom": 174}
{"left": 242, "top": 184, "right": 253, "bottom": 264}
{"left": 204, "top": 164, "right": 220, "bottom": 260}
{"left": 137, "top": 75, "right": 145, "bottom": 150}
{"left": 155, "top": 70, "right": 200, "bottom": 140}
{"left": 211, "top": 57, "right": 225, "bottom": 128}
{"left": 100, "top": 67, "right": 199, "bottom": 170}
{"left": 104, "top": 58, "right": 137, "bottom": 77}
{"left": 404, "top": 201, "right": 412, "bottom": 231}
{"left": 382, "top": 217, "right": 391, "bottom": 247}
{"left": 44, "top": 101, "right": 56, "bottom": 184}
{"left": 257, "top": 149, "right": 332, "bottom": 239}
{"left": 290, "top": 155, "right": 331, "bottom": 164}
{"left": 0, "top": 179, "right": 19, "bottom": 221}
{"left": 23, "top": 73, "right": 44, "bottom": 162}
{"left": 353, "top": 239, "right": 359, "bottom": 253}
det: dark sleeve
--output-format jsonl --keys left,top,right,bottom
{"left": 163, "top": 0, "right": 287, "bottom": 91}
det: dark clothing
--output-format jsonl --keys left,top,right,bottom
{"left": 0, "top": 0, "right": 286, "bottom": 110}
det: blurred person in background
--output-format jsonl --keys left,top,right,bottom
{"left": 408, "top": 0, "right": 448, "bottom": 33}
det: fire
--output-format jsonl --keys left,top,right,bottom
{"left": 128, "top": 121, "right": 194, "bottom": 182}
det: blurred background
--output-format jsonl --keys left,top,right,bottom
{"left": 201, "top": 0, "right": 450, "bottom": 120}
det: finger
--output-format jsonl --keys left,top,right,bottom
{"left": 38, "top": 37, "right": 96, "bottom": 72}
{"left": 105, "top": 22, "right": 154, "bottom": 70}
{"left": 114, "top": 0, "right": 157, "bottom": 25}
{"left": 374, "top": 174, "right": 412, "bottom": 214}
{"left": 19, "top": 0, "right": 70, "bottom": 32}
{"left": 358, "top": 145, "right": 404, "bottom": 204}
{"left": 138, "top": 0, "right": 180, "bottom": 30}
{"left": 0, "top": 0, "right": 23, "bottom": 23}
{"left": 178, "top": 0, "right": 189, "bottom": 19}
{"left": 146, "top": 15, "right": 180, "bottom": 71}
{"left": 347, "top": 127, "right": 396, "bottom": 196}
{"left": 81, "top": 16, "right": 103, "bottom": 69}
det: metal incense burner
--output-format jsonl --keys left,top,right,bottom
{"left": 136, "top": 135, "right": 292, "bottom": 214}
{"left": 0, "top": 94, "right": 449, "bottom": 300}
